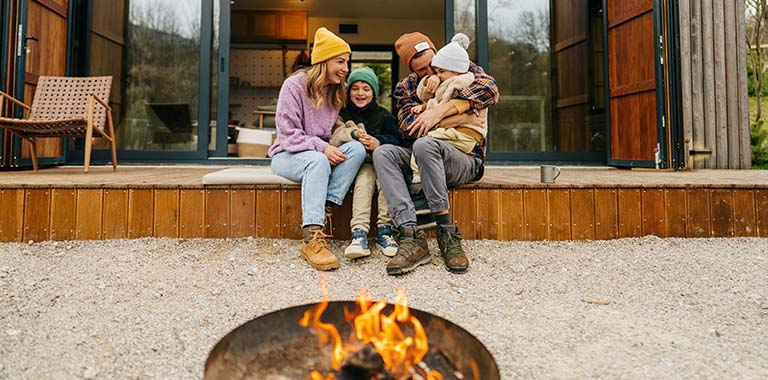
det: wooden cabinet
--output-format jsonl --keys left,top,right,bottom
{"left": 231, "top": 11, "right": 307, "bottom": 42}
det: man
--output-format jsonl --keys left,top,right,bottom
{"left": 373, "top": 32, "right": 499, "bottom": 275}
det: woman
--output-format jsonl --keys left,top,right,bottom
{"left": 269, "top": 27, "right": 366, "bottom": 271}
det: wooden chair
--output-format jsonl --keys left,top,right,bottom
{"left": 0, "top": 76, "right": 115, "bottom": 172}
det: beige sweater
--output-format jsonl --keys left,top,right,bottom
{"left": 416, "top": 72, "right": 488, "bottom": 142}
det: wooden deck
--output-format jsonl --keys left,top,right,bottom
{"left": 2, "top": 166, "right": 767, "bottom": 242}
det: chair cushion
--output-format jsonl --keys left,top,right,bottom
{"left": 202, "top": 168, "right": 299, "bottom": 185}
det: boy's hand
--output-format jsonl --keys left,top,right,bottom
{"left": 425, "top": 75, "right": 440, "bottom": 93}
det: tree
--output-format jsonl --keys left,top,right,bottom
{"left": 747, "top": 0, "right": 768, "bottom": 121}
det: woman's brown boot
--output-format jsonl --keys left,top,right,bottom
{"left": 301, "top": 225, "right": 339, "bottom": 271}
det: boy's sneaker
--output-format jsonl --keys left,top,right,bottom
{"left": 386, "top": 225, "right": 430, "bottom": 275}
{"left": 375, "top": 225, "right": 399, "bottom": 257}
{"left": 344, "top": 229, "right": 371, "bottom": 259}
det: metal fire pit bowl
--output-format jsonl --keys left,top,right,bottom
{"left": 205, "top": 301, "right": 500, "bottom": 380}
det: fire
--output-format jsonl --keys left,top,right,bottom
{"left": 300, "top": 280, "right": 443, "bottom": 379}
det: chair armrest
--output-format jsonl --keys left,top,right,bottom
{"left": 89, "top": 93, "right": 112, "bottom": 111}
{"left": 0, "top": 91, "right": 32, "bottom": 111}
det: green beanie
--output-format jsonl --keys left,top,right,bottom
{"left": 346, "top": 67, "right": 379, "bottom": 97}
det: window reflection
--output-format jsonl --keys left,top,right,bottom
{"left": 486, "top": 0, "right": 606, "bottom": 154}
{"left": 90, "top": 0, "right": 202, "bottom": 151}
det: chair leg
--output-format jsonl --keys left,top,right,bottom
{"left": 107, "top": 111, "right": 117, "bottom": 171}
{"left": 27, "top": 138, "right": 39, "bottom": 172}
{"left": 84, "top": 96, "right": 95, "bottom": 173}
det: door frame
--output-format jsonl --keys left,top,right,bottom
{"left": 604, "top": 0, "right": 668, "bottom": 168}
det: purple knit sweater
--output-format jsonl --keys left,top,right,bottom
{"left": 267, "top": 72, "right": 340, "bottom": 157}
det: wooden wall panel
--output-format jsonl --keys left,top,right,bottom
{"left": 102, "top": 189, "right": 128, "bottom": 239}
{"left": 548, "top": 189, "right": 571, "bottom": 240}
{"left": 230, "top": 188, "right": 255, "bottom": 238}
{"left": 709, "top": 189, "right": 733, "bottom": 237}
{"left": 475, "top": 189, "right": 500, "bottom": 240}
{"left": 500, "top": 189, "right": 524, "bottom": 241}
{"left": 128, "top": 189, "right": 153, "bottom": 238}
{"left": 594, "top": 189, "right": 618, "bottom": 240}
{"left": 23, "top": 189, "right": 50, "bottom": 242}
{"left": 686, "top": 189, "right": 711, "bottom": 237}
{"left": 756, "top": 190, "right": 768, "bottom": 237}
{"left": 618, "top": 189, "right": 642, "bottom": 237}
{"left": 452, "top": 189, "right": 477, "bottom": 240}
{"left": 205, "top": 189, "right": 230, "bottom": 238}
{"left": 641, "top": 189, "right": 665, "bottom": 237}
{"left": 0, "top": 190, "right": 24, "bottom": 242}
{"left": 180, "top": 190, "right": 205, "bottom": 238}
{"left": 664, "top": 189, "right": 687, "bottom": 237}
{"left": 20, "top": 0, "right": 69, "bottom": 161}
{"left": 523, "top": 189, "right": 548, "bottom": 241}
{"left": 75, "top": 189, "right": 103, "bottom": 240}
{"left": 680, "top": 0, "right": 750, "bottom": 168}
{"left": 154, "top": 190, "right": 179, "bottom": 238}
{"left": 732, "top": 190, "right": 756, "bottom": 237}
{"left": 571, "top": 189, "right": 595, "bottom": 240}
{"left": 331, "top": 192, "right": 353, "bottom": 240}
{"left": 50, "top": 189, "right": 76, "bottom": 240}
{"left": 280, "top": 189, "right": 302, "bottom": 239}
{"left": 256, "top": 189, "right": 281, "bottom": 238}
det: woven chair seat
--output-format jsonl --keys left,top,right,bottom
{"left": 0, "top": 75, "right": 114, "bottom": 172}
{"left": 0, "top": 117, "right": 89, "bottom": 138}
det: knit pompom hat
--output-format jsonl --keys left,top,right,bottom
{"left": 346, "top": 67, "right": 380, "bottom": 97}
{"left": 431, "top": 33, "right": 471, "bottom": 73}
{"left": 311, "top": 27, "right": 351, "bottom": 65}
{"left": 394, "top": 32, "right": 437, "bottom": 70}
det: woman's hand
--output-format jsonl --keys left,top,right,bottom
{"left": 359, "top": 135, "right": 380, "bottom": 151}
{"left": 324, "top": 145, "right": 347, "bottom": 165}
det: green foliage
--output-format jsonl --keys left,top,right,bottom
{"left": 746, "top": 62, "right": 768, "bottom": 97}
{"left": 751, "top": 119, "right": 768, "bottom": 166}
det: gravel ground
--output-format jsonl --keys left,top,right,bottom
{"left": 1, "top": 236, "right": 767, "bottom": 379}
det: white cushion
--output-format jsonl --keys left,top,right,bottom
{"left": 202, "top": 168, "right": 299, "bottom": 185}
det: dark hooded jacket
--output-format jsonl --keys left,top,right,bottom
{"left": 339, "top": 98, "right": 401, "bottom": 150}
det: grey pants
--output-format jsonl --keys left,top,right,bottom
{"left": 372, "top": 138, "right": 481, "bottom": 227}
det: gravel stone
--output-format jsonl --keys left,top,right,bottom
{"left": 1, "top": 237, "right": 767, "bottom": 379}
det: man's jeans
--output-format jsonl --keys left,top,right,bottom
{"left": 271, "top": 141, "right": 366, "bottom": 227}
{"left": 373, "top": 138, "right": 480, "bottom": 227}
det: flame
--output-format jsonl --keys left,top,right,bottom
{"left": 301, "top": 280, "right": 443, "bottom": 379}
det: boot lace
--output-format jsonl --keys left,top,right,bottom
{"left": 441, "top": 230, "right": 463, "bottom": 256}
{"left": 308, "top": 229, "right": 332, "bottom": 249}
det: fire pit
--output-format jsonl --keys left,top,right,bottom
{"left": 204, "top": 299, "right": 499, "bottom": 379}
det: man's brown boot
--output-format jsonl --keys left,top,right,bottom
{"left": 301, "top": 226, "right": 339, "bottom": 271}
{"left": 437, "top": 225, "right": 468, "bottom": 273}
{"left": 386, "top": 225, "right": 430, "bottom": 275}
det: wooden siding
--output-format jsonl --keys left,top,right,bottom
{"left": 3, "top": 184, "right": 768, "bottom": 243}
{"left": 678, "top": 0, "right": 750, "bottom": 168}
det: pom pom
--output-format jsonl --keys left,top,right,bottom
{"left": 451, "top": 33, "right": 471, "bottom": 50}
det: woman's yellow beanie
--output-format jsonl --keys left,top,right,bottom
{"left": 311, "top": 27, "right": 351, "bottom": 65}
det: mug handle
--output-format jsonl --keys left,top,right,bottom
{"left": 553, "top": 167, "right": 561, "bottom": 181}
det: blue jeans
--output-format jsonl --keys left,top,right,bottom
{"left": 271, "top": 141, "right": 366, "bottom": 227}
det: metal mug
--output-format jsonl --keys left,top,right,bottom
{"left": 540, "top": 165, "right": 561, "bottom": 183}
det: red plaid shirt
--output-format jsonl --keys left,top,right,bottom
{"left": 393, "top": 62, "right": 499, "bottom": 160}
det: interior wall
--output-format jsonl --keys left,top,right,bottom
{"left": 307, "top": 17, "right": 444, "bottom": 79}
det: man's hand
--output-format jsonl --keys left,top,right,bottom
{"left": 406, "top": 101, "right": 460, "bottom": 138}
{"left": 407, "top": 107, "right": 443, "bottom": 137}
{"left": 323, "top": 145, "right": 346, "bottom": 165}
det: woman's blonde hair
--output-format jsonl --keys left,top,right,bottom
{"left": 304, "top": 61, "right": 346, "bottom": 109}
